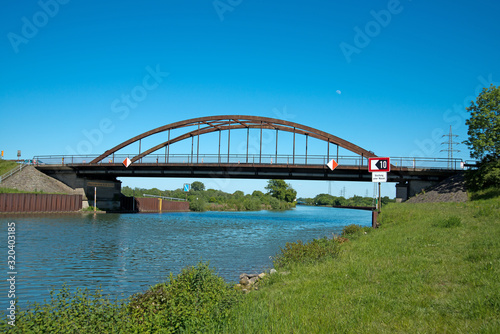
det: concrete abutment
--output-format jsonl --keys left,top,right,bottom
{"left": 37, "top": 167, "right": 122, "bottom": 210}
{"left": 395, "top": 180, "right": 438, "bottom": 202}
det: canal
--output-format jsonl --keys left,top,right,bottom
{"left": 1, "top": 205, "right": 370, "bottom": 310}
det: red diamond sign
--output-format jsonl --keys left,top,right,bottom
{"left": 123, "top": 157, "right": 132, "bottom": 168}
{"left": 326, "top": 159, "right": 338, "bottom": 171}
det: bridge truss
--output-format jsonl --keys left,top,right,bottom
{"left": 87, "top": 115, "right": 377, "bottom": 166}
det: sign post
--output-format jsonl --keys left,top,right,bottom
{"left": 369, "top": 157, "right": 390, "bottom": 222}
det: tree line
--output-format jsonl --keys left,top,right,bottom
{"left": 121, "top": 179, "right": 297, "bottom": 212}
{"left": 298, "top": 193, "right": 394, "bottom": 208}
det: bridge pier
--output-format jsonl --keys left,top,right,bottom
{"left": 37, "top": 167, "right": 122, "bottom": 210}
{"left": 395, "top": 180, "right": 438, "bottom": 202}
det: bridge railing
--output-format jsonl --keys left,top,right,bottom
{"left": 33, "top": 154, "right": 464, "bottom": 170}
{"left": 32, "top": 154, "right": 368, "bottom": 167}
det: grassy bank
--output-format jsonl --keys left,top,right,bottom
{"left": 0, "top": 160, "right": 19, "bottom": 176}
{"left": 2, "top": 193, "right": 499, "bottom": 332}
{"left": 223, "top": 195, "right": 500, "bottom": 332}
{"left": 0, "top": 187, "right": 63, "bottom": 194}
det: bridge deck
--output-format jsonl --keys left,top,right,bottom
{"left": 36, "top": 162, "right": 459, "bottom": 183}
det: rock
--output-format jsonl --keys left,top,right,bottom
{"left": 249, "top": 277, "right": 259, "bottom": 284}
{"left": 258, "top": 273, "right": 266, "bottom": 279}
{"left": 239, "top": 273, "right": 248, "bottom": 279}
{"left": 239, "top": 277, "right": 250, "bottom": 285}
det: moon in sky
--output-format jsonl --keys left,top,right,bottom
{"left": 336, "top": 90, "right": 341, "bottom": 95}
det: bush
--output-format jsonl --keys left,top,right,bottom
{"left": 0, "top": 285, "right": 129, "bottom": 333}
{"left": 273, "top": 237, "right": 340, "bottom": 268}
{"left": 243, "top": 198, "right": 261, "bottom": 211}
{"left": 1, "top": 263, "right": 239, "bottom": 333}
{"left": 189, "top": 198, "right": 207, "bottom": 212}
{"left": 341, "top": 224, "right": 371, "bottom": 239}
{"left": 129, "top": 262, "right": 238, "bottom": 332}
{"left": 466, "top": 158, "right": 500, "bottom": 191}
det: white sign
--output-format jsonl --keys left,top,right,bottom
{"left": 372, "top": 172, "right": 387, "bottom": 183}
{"left": 326, "top": 159, "right": 338, "bottom": 171}
{"left": 123, "top": 157, "right": 132, "bottom": 168}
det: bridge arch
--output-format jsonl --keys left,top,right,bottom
{"left": 90, "top": 115, "right": 377, "bottom": 165}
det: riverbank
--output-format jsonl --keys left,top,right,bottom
{"left": 223, "top": 192, "right": 500, "bottom": 332}
{"left": 2, "top": 194, "right": 498, "bottom": 332}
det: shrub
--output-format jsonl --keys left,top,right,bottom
{"left": 243, "top": 198, "right": 261, "bottom": 211}
{"left": 273, "top": 237, "right": 340, "bottom": 268}
{"left": 1, "top": 263, "right": 239, "bottom": 333}
{"left": 189, "top": 198, "right": 207, "bottom": 212}
{"left": 342, "top": 224, "right": 362, "bottom": 235}
{"left": 129, "top": 262, "right": 239, "bottom": 332}
{"left": 466, "top": 158, "right": 500, "bottom": 191}
{"left": 0, "top": 285, "right": 129, "bottom": 333}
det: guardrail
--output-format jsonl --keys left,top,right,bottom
{"left": 32, "top": 154, "right": 466, "bottom": 171}
{"left": 0, "top": 163, "right": 28, "bottom": 184}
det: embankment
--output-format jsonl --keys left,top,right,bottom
{"left": 223, "top": 195, "right": 500, "bottom": 332}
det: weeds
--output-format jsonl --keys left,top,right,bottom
{"left": 433, "top": 216, "right": 462, "bottom": 228}
{"left": 341, "top": 224, "right": 371, "bottom": 236}
{"left": 273, "top": 237, "right": 341, "bottom": 269}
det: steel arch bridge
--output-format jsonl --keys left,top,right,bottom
{"left": 34, "top": 115, "right": 463, "bottom": 202}
{"left": 89, "top": 115, "right": 377, "bottom": 166}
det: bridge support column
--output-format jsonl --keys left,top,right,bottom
{"left": 395, "top": 181, "right": 408, "bottom": 202}
{"left": 395, "top": 180, "right": 439, "bottom": 202}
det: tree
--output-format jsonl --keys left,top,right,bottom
{"left": 233, "top": 190, "right": 244, "bottom": 198}
{"left": 190, "top": 181, "right": 205, "bottom": 191}
{"left": 251, "top": 190, "right": 264, "bottom": 198}
{"left": 464, "top": 85, "right": 500, "bottom": 160}
{"left": 265, "top": 179, "right": 297, "bottom": 203}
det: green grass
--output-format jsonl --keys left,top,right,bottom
{"left": 0, "top": 160, "right": 19, "bottom": 175}
{"left": 81, "top": 206, "right": 103, "bottom": 212}
{"left": 0, "top": 187, "right": 62, "bottom": 194}
{"left": 222, "top": 195, "right": 500, "bottom": 333}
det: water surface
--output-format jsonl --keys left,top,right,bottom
{"left": 1, "top": 205, "right": 370, "bottom": 309}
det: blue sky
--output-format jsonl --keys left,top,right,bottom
{"left": 1, "top": 0, "right": 500, "bottom": 198}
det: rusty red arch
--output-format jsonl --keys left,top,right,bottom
{"left": 90, "top": 115, "right": 377, "bottom": 164}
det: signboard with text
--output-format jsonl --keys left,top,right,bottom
{"left": 368, "top": 157, "right": 390, "bottom": 172}
{"left": 372, "top": 172, "right": 387, "bottom": 182}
